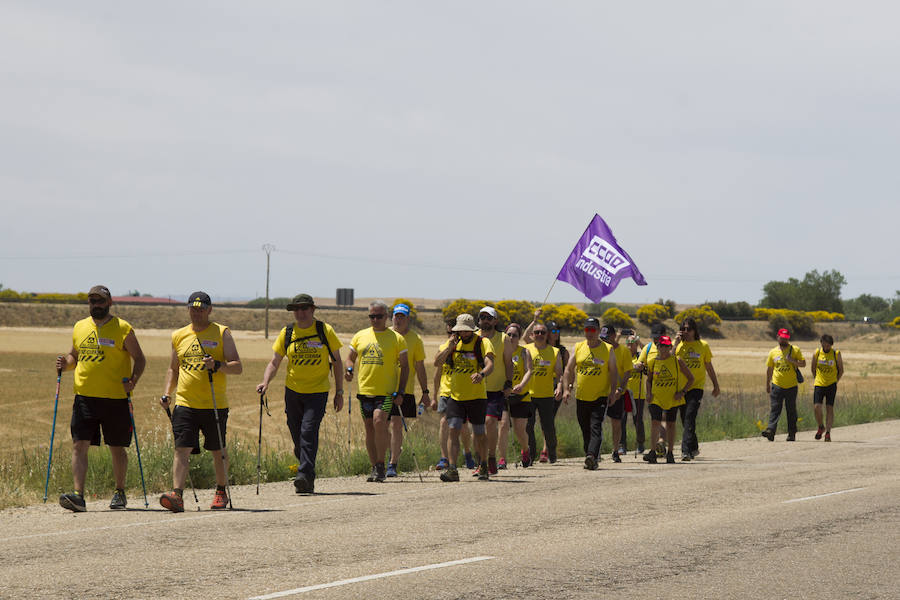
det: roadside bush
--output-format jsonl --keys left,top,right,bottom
{"left": 768, "top": 311, "right": 815, "bottom": 339}
{"left": 675, "top": 305, "right": 722, "bottom": 337}
{"left": 637, "top": 303, "right": 670, "bottom": 326}
{"left": 601, "top": 307, "right": 634, "bottom": 329}
{"left": 441, "top": 299, "right": 487, "bottom": 323}
{"left": 656, "top": 298, "right": 677, "bottom": 318}
{"left": 807, "top": 310, "right": 844, "bottom": 322}
{"left": 494, "top": 300, "right": 535, "bottom": 328}
{"left": 892, "top": 316, "right": 900, "bottom": 329}
{"left": 541, "top": 304, "right": 588, "bottom": 331}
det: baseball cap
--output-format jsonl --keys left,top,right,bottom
{"left": 393, "top": 303, "right": 411, "bottom": 316}
{"left": 88, "top": 285, "right": 111, "bottom": 300}
{"left": 188, "top": 291, "right": 212, "bottom": 308}
{"left": 599, "top": 324, "right": 616, "bottom": 340}
{"left": 658, "top": 335, "right": 673, "bottom": 347}
{"left": 478, "top": 306, "right": 498, "bottom": 319}
{"left": 584, "top": 317, "right": 600, "bottom": 329}
{"left": 777, "top": 328, "right": 791, "bottom": 340}
{"left": 451, "top": 314, "right": 478, "bottom": 332}
{"left": 286, "top": 293, "right": 315, "bottom": 311}
{"left": 650, "top": 323, "right": 666, "bottom": 337}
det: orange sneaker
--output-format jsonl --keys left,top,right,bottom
{"left": 210, "top": 489, "right": 229, "bottom": 510}
{"left": 159, "top": 491, "right": 184, "bottom": 513}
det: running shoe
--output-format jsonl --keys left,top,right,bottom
{"left": 59, "top": 492, "right": 86, "bottom": 512}
{"left": 386, "top": 463, "right": 398, "bottom": 478}
{"left": 498, "top": 458, "right": 508, "bottom": 470}
{"left": 160, "top": 491, "right": 184, "bottom": 513}
{"left": 521, "top": 449, "right": 531, "bottom": 468}
{"left": 691, "top": 449, "right": 700, "bottom": 459}
{"left": 617, "top": 446, "right": 626, "bottom": 456}
{"left": 761, "top": 429, "right": 775, "bottom": 441}
{"left": 440, "top": 467, "right": 460, "bottom": 482}
{"left": 435, "top": 457, "right": 449, "bottom": 470}
{"left": 584, "top": 455, "right": 598, "bottom": 470}
{"left": 611, "top": 451, "right": 622, "bottom": 463}
{"left": 464, "top": 452, "right": 476, "bottom": 470}
{"left": 477, "top": 463, "right": 490, "bottom": 481}
{"left": 548, "top": 451, "right": 557, "bottom": 464}
{"left": 488, "top": 456, "right": 498, "bottom": 475}
{"left": 815, "top": 425, "right": 825, "bottom": 440}
{"left": 786, "top": 432, "right": 796, "bottom": 442}
{"left": 109, "top": 489, "right": 127, "bottom": 510}
{"left": 210, "top": 489, "right": 229, "bottom": 510}
{"left": 374, "top": 463, "right": 386, "bottom": 482}
{"left": 824, "top": 432, "right": 831, "bottom": 442}
{"left": 681, "top": 453, "right": 691, "bottom": 462}
{"left": 644, "top": 451, "right": 657, "bottom": 464}
{"left": 366, "top": 466, "right": 378, "bottom": 482}
{"left": 666, "top": 452, "right": 675, "bottom": 464}
{"left": 293, "top": 474, "right": 313, "bottom": 494}
{"left": 539, "top": 449, "right": 549, "bottom": 463}
{"left": 637, "top": 445, "right": 645, "bottom": 454}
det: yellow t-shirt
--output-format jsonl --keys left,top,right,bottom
{"left": 72, "top": 316, "right": 134, "bottom": 399}
{"left": 527, "top": 343, "right": 559, "bottom": 398}
{"left": 437, "top": 340, "right": 453, "bottom": 397}
{"left": 648, "top": 355, "right": 685, "bottom": 410}
{"left": 813, "top": 348, "right": 841, "bottom": 387}
{"left": 448, "top": 336, "right": 495, "bottom": 401}
{"left": 612, "top": 344, "right": 631, "bottom": 388}
{"left": 397, "top": 328, "right": 425, "bottom": 395}
{"left": 173, "top": 322, "right": 230, "bottom": 409}
{"left": 273, "top": 321, "right": 342, "bottom": 394}
{"left": 510, "top": 345, "right": 531, "bottom": 402}
{"left": 766, "top": 344, "right": 805, "bottom": 388}
{"left": 638, "top": 342, "right": 658, "bottom": 366}
{"left": 627, "top": 356, "right": 646, "bottom": 400}
{"left": 573, "top": 340, "right": 612, "bottom": 402}
{"left": 477, "top": 329, "right": 508, "bottom": 392}
{"left": 675, "top": 340, "right": 712, "bottom": 391}
{"left": 350, "top": 327, "right": 408, "bottom": 396}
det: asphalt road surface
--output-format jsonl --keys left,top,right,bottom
{"left": 2, "top": 420, "right": 898, "bottom": 600}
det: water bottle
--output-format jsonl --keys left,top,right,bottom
{"left": 417, "top": 402, "right": 425, "bottom": 416}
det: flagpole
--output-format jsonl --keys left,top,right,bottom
{"left": 540, "top": 279, "right": 558, "bottom": 306}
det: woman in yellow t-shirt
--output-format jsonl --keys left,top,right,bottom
{"left": 524, "top": 323, "right": 563, "bottom": 463}
{"left": 503, "top": 323, "right": 534, "bottom": 466}
{"left": 811, "top": 333, "right": 844, "bottom": 442}
{"left": 644, "top": 335, "right": 694, "bottom": 464}
{"left": 623, "top": 333, "right": 647, "bottom": 455}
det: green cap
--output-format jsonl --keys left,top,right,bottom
{"left": 286, "top": 294, "right": 316, "bottom": 311}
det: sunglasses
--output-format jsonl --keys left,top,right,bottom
{"left": 533, "top": 331, "right": 547, "bottom": 336}
{"left": 478, "top": 314, "right": 494, "bottom": 320}
{"left": 550, "top": 329, "right": 559, "bottom": 334}
{"left": 584, "top": 327, "right": 597, "bottom": 332}
{"left": 294, "top": 305, "right": 313, "bottom": 311}
{"left": 679, "top": 326, "right": 691, "bottom": 332}
{"left": 507, "top": 332, "right": 520, "bottom": 338}
{"left": 368, "top": 314, "right": 387, "bottom": 320}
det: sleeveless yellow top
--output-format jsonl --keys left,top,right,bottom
{"left": 173, "top": 322, "right": 229, "bottom": 409}
{"left": 72, "top": 316, "right": 134, "bottom": 399}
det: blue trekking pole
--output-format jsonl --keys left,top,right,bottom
{"left": 124, "top": 378, "right": 149, "bottom": 508}
{"left": 43, "top": 361, "right": 62, "bottom": 502}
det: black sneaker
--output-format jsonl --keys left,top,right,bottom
{"left": 584, "top": 455, "right": 598, "bottom": 470}
{"left": 374, "top": 463, "right": 386, "bottom": 482}
{"left": 611, "top": 451, "right": 622, "bottom": 463}
{"left": 666, "top": 452, "right": 675, "bottom": 464}
{"left": 637, "top": 445, "right": 645, "bottom": 454}
{"left": 761, "top": 429, "right": 775, "bottom": 441}
{"left": 644, "top": 451, "right": 657, "bottom": 464}
{"left": 109, "top": 489, "right": 127, "bottom": 509}
{"left": 477, "top": 463, "right": 489, "bottom": 481}
{"left": 681, "top": 453, "right": 691, "bottom": 462}
{"left": 786, "top": 432, "right": 796, "bottom": 442}
{"left": 440, "top": 467, "right": 460, "bottom": 482}
{"left": 293, "top": 474, "right": 313, "bottom": 494}
{"left": 366, "top": 466, "right": 378, "bottom": 482}
{"left": 548, "top": 452, "right": 557, "bottom": 464}
{"left": 60, "top": 492, "right": 86, "bottom": 512}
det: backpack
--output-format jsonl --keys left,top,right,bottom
{"left": 283, "top": 320, "right": 336, "bottom": 364}
{"left": 448, "top": 335, "right": 485, "bottom": 370}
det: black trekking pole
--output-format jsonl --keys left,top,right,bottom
{"left": 43, "top": 361, "right": 62, "bottom": 503}
{"left": 347, "top": 380, "right": 352, "bottom": 457}
{"left": 124, "top": 378, "right": 149, "bottom": 508}
{"left": 205, "top": 358, "right": 233, "bottom": 509}
{"left": 256, "top": 391, "right": 270, "bottom": 495}
{"left": 398, "top": 412, "right": 424, "bottom": 483}
{"left": 164, "top": 404, "right": 200, "bottom": 509}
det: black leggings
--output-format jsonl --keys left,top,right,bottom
{"left": 527, "top": 397, "right": 558, "bottom": 459}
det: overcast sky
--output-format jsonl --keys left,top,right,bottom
{"left": 1, "top": 1, "right": 898, "bottom": 306}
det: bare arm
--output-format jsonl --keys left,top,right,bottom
{"left": 562, "top": 351, "right": 577, "bottom": 402}
{"left": 677, "top": 358, "right": 695, "bottom": 395}
{"left": 836, "top": 351, "right": 844, "bottom": 381}
{"left": 205, "top": 329, "right": 242, "bottom": 375}
{"left": 434, "top": 337, "right": 456, "bottom": 367}
{"left": 522, "top": 309, "right": 540, "bottom": 344}
{"left": 705, "top": 361, "right": 720, "bottom": 397}
{"left": 344, "top": 347, "right": 358, "bottom": 382}
{"left": 56, "top": 344, "right": 78, "bottom": 372}
{"left": 766, "top": 365, "right": 774, "bottom": 394}
{"left": 515, "top": 350, "right": 534, "bottom": 393}
{"left": 553, "top": 351, "right": 564, "bottom": 401}
{"left": 256, "top": 352, "right": 284, "bottom": 394}
{"left": 607, "top": 352, "right": 619, "bottom": 402}
{"left": 415, "top": 360, "right": 432, "bottom": 408}
{"left": 396, "top": 351, "right": 409, "bottom": 399}
{"left": 160, "top": 348, "right": 180, "bottom": 408}
{"left": 810, "top": 349, "right": 819, "bottom": 379}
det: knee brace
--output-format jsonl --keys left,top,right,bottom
{"left": 448, "top": 417, "right": 464, "bottom": 430}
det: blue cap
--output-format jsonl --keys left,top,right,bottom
{"left": 392, "top": 303, "right": 410, "bottom": 316}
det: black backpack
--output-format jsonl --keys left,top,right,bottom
{"left": 283, "top": 320, "right": 336, "bottom": 364}
{"left": 448, "top": 335, "right": 485, "bottom": 370}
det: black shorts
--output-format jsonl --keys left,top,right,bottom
{"left": 813, "top": 383, "right": 837, "bottom": 406}
{"left": 605, "top": 394, "right": 624, "bottom": 420}
{"left": 648, "top": 403, "right": 679, "bottom": 423}
{"left": 358, "top": 394, "right": 393, "bottom": 419}
{"left": 171, "top": 405, "right": 228, "bottom": 451}
{"left": 507, "top": 395, "right": 531, "bottom": 419}
{"left": 70, "top": 395, "right": 132, "bottom": 447}
{"left": 446, "top": 397, "right": 487, "bottom": 426}
{"left": 390, "top": 393, "right": 417, "bottom": 418}
{"left": 485, "top": 390, "right": 508, "bottom": 419}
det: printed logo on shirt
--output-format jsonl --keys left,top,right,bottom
{"left": 181, "top": 339, "right": 208, "bottom": 372}
{"left": 361, "top": 343, "right": 384, "bottom": 366}
{"left": 77, "top": 330, "right": 105, "bottom": 362}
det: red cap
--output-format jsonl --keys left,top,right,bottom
{"left": 777, "top": 328, "right": 790, "bottom": 339}
{"left": 658, "top": 335, "right": 673, "bottom": 346}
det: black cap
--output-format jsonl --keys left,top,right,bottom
{"left": 650, "top": 323, "right": 666, "bottom": 336}
{"left": 286, "top": 293, "right": 316, "bottom": 311}
{"left": 584, "top": 317, "right": 600, "bottom": 328}
{"left": 188, "top": 291, "right": 211, "bottom": 308}
{"left": 600, "top": 324, "right": 616, "bottom": 340}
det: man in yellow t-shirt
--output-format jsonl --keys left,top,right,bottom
{"left": 433, "top": 313, "right": 495, "bottom": 481}
{"left": 386, "top": 303, "right": 432, "bottom": 478}
{"left": 811, "top": 333, "right": 844, "bottom": 442}
{"left": 56, "top": 285, "right": 146, "bottom": 512}
{"left": 477, "top": 306, "right": 513, "bottom": 474}
{"left": 624, "top": 333, "right": 647, "bottom": 454}
{"left": 673, "top": 317, "right": 720, "bottom": 461}
{"left": 762, "top": 328, "right": 806, "bottom": 442}
{"left": 159, "top": 292, "right": 243, "bottom": 512}
{"left": 600, "top": 324, "right": 632, "bottom": 462}
{"left": 256, "top": 293, "right": 343, "bottom": 494}
{"left": 344, "top": 301, "right": 409, "bottom": 483}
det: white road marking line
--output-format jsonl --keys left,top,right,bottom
{"left": 783, "top": 487, "right": 866, "bottom": 504}
{"left": 247, "top": 556, "right": 495, "bottom": 599}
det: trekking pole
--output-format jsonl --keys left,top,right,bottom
{"left": 398, "top": 412, "right": 424, "bottom": 483}
{"left": 124, "top": 378, "right": 149, "bottom": 508}
{"left": 347, "top": 380, "right": 352, "bottom": 456}
{"left": 43, "top": 361, "right": 62, "bottom": 502}
{"left": 206, "top": 361, "right": 233, "bottom": 509}
{"left": 256, "top": 391, "right": 270, "bottom": 495}
{"left": 164, "top": 404, "right": 199, "bottom": 509}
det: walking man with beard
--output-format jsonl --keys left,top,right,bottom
{"left": 762, "top": 328, "right": 806, "bottom": 442}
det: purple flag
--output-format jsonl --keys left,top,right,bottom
{"left": 556, "top": 214, "right": 647, "bottom": 303}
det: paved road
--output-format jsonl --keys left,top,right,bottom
{"left": 2, "top": 421, "right": 898, "bottom": 599}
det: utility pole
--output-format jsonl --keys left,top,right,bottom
{"left": 262, "top": 244, "right": 275, "bottom": 339}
